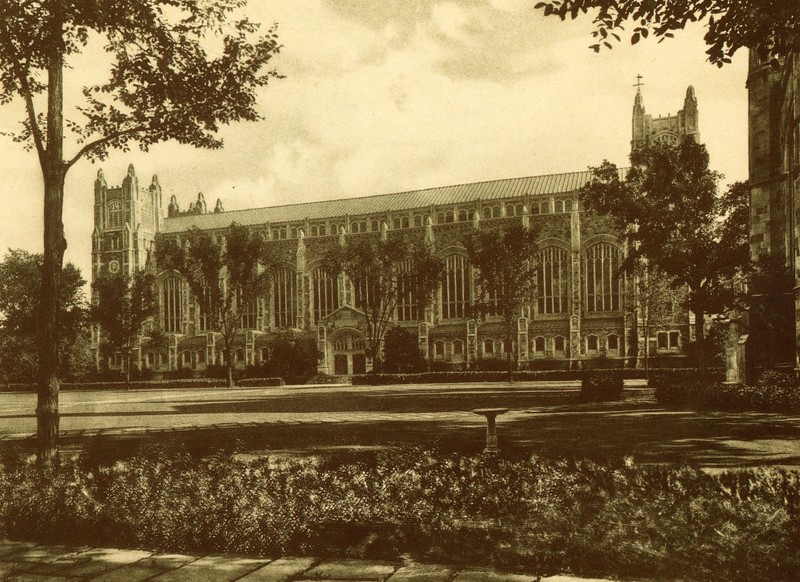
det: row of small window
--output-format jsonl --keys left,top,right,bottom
{"left": 267, "top": 199, "right": 577, "bottom": 240}
{"left": 140, "top": 347, "right": 278, "bottom": 369}
{"left": 429, "top": 334, "right": 622, "bottom": 359}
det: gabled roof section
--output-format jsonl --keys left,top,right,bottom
{"left": 161, "top": 169, "right": 623, "bottom": 234}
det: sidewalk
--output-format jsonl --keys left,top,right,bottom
{"left": 0, "top": 540, "right": 624, "bottom": 581}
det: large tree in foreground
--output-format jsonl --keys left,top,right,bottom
{"left": 582, "top": 140, "right": 749, "bottom": 368}
{"left": 0, "top": 0, "right": 281, "bottom": 459}
{"left": 534, "top": 0, "right": 800, "bottom": 66}
{"left": 466, "top": 223, "right": 540, "bottom": 379}
{"left": 90, "top": 270, "right": 158, "bottom": 385}
{"left": 326, "top": 235, "right": 443, "bottom": 372}
{"left": 156, "top": 223, "right": 269, "bottom": 388}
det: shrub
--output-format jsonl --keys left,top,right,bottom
{"left": 579, "top": 370, "right": 624, "bottom": 402}
{"left": 0, "top": 451, "right": 799, "bottom": 581}
{"left": 236, "top": 377, "right": 285, "bottom": 387}
{"left": 382, "top": 327, "right": 425, "bottom": 373}
{"left": 352, "top": 369, "right": 644, "bottom": 386}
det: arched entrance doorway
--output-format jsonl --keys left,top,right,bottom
{"left": 330, "top": 330, "right": 367, "bottom": 375}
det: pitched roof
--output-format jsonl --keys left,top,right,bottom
{"left": 161, "top": 169, "right": 608, "bottom": 234}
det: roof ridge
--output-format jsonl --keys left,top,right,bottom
{"left": 171, "top": 169, "right": 597, "bottom": 218}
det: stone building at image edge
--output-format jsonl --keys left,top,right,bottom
{"left": 90, "top": 165, "right": 692, "bottom": 377}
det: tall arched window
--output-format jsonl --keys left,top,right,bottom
{"left": 236, "top": 288, "right": 258, "bottom": 330}
{"left": 313, "top": 266, "right": 340, "bottom": 322}
{"left": 441, "top": 254, "right": 470, "bottom": 319}
{"left": 537, "top": 247, "right": 568, "bottom": 314}
{"left": 585, "top": 243, "right": 621, "bottom": 312}
{"left": 273, "top": 268, "right": 296, "bottom": 328}
{"left": 107, "top": 200, "right": 123, "bottom": 228}
{"left": 162, "top": 276, "right": 183, "bottom": 333}
{"left": 396, "top": 259, "right": 418, "bottom": 321}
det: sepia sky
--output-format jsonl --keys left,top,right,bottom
{"left": 0, "top": 0, "right": 749, "bottom": 288}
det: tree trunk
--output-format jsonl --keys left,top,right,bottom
{"left": 124, "top": 350, "right": 131, "bottom": 387}
{"left": 507, "top": 321, "right": 514, "bottom": 383}
{"left": 37, "top": 41, "right": 66, "bottom": 464}
{"left": 225, "top": 344, "right": 234, "bottom": 388}
{"left": 643, "top": 324, "right": 650, "bottom": 384}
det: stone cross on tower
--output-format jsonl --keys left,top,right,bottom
{"left": 634, "top": 74, "right": 644, "bottom": 90}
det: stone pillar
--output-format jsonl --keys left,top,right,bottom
{"left": 569, "top": 203, "right": 582, "bottom": 367}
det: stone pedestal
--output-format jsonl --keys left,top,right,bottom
{"left": 472, "top": 408, "right": 508, "bottom": 454}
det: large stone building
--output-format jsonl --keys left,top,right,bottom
{"left": 746, "top": 50, "right": 800, "bottom": 369}
{"left": 91, "top": 88, "right": 696, "bottom": 377}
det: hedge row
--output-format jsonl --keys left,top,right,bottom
{"left": 1, "top": 450, "right": 798, "bottom": 581}
{"left": 352, "top": 368, "right": 725, "bottom": 386}
{"left": 579, "top": 370, "right": 624, "bottom": 402}
{"left": 0, "top": 377, "right": 284, "bottom": 392}
{"left": 655, "top": 370, "right": 800, "bottom": 413}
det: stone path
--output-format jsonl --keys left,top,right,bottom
{"left": 0, "top": 540, "right": 623, "bottom": 581}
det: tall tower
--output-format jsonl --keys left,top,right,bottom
{"left": 91, "top": 164, "right": 162, "bottom": 281}
{"left": 631, "top": 81, "right": 700, "bottom": 151}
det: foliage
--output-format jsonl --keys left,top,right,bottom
{"left": 533, "top": 0, "right": 800, "bottom": 66}
{"left": 579, "top": 370, "right": 624, "bottom": 402}
{"left": 382, "top": 327, "right": 425, "bottom": 373}
{"left": 632, "top": 261, "right": 682, "bottom": 376}
{"left": 0, "top": 249, "right": 88, "bottom": 383}
{"left": 326, "top": 236, "right": 442, "bottom": 371}
{"left": 655, "top": 369, "right": 800, "bottom": 413}
{"left": 1, "top": 449, "right": 799, "bottom": 580}
{"left": 156, "top": 223, "right": 269, "bottom": 387}
{"left": 257, "top": 330, "right": 318, "bottom": 385}
{"left": 0, "top": 0, "right": 281, "bottom": 459}
{"left": 90, "top": 271, "right": 158, "bottom": 383}
{"left": 465, "top": 224, "right": 540, "bottom": 376}
{"left": 352, "top": 369, "right": 646, "bottom": 385}
{"left": 582, "top": 143, "right": 749, "bottom": 367}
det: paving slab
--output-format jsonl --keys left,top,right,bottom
{"left": 135, "top": 552, "right": 202, "bottom": 570}
{"left": 388, "top": 563, "right": 454, "bottom": 581}
{"left": 0, "top": 562, "right": 38, "bottom": 577}
{"left": 299, "top": 559, "right": 397, "bottom": 581}
{"left": 0, "top": 541, "right": 38, "bottom": 559}
{"left": 151, "top": 553, "right": 269, "bottom": 581}
{"left": 2, "top": 545, "right": 88, "bottom": 564}
{"left": 237, "top": 557, "right": 317, "bottom": 581}
{"left": 453, "top": 569, "right": 542, "bottom": 582}
{"left": 55, "top": 547, "right": 154, "bottom": 578}
{"left": 88, "top": 564, "right": 173, "bottom": 582}
{"left": 3, "top": 574, "right": 72, "bottom": 582}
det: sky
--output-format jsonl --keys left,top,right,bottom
{"left": 0, "top": 0, "right": 749, "bottom": 290}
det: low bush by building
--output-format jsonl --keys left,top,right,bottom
{"left": 0, "top": 449, "right": 797, "bottom": 581}
{"left": 0, "top": 377, "right": 284, "bottom": 392}
{"left": 579, "top": 370, "right": 624, "bottom": 402}
{"left": 354, "top": 368, "right": 650, "bottom": 385}
{"left": 654, "top": 369, "right": 800, "bottom": 413}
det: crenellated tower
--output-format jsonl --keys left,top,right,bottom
{"left": 631, "top": 83, "right": 700, "bottom": 151}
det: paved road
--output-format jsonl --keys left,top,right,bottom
{"left": 2, "top": 381, "right": 800, "bottom": 469}
{"left": 0, "top": 539, "right": 632, "bottom": 581}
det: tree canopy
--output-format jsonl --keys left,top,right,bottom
{"left": 90, "top": 270, "right": 158, "bottom": 383}
{"left": 534, "top": 0, "right": 800, "bottom": 66}
{"left": 0, "top": 249, "right": 88, "bottom": 383}
{"left": 466, "top": 222, "right": 540, "bottom": 376}
{"left": 581, "top": 139, "right": 750, "bottom": 364}
{"left": 326, "top": 234, "right": 442, "bottom": 371}
{"left": 0, "top": 0, "right": 281, "bottom": 458}
{"left": 156, "top": 222, "right": 269, "bottom": 387}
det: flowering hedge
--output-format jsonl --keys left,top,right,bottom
{"left": 0, "top": 449, "right": 798, "bottom": 581}
{"left": 352, "top": 369, "right": 645, "bottom": 385}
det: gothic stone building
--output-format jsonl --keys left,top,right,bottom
{"left": 91, "top": 89, "right": 696, "bottom": 377}
{"left": 746, "top": 50, "right": 800, "bottom": 369}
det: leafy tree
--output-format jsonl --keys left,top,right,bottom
{"left": 534, "top": 0, "right": 800, "bottom": 66}
{"left": 259, "top": 330, "right": 319, "bottom": 385}
{"left": 383, "top": 326, "right": 425, "bottom": 373}
{"left": 326, "top": 236, "right": 443, "bottom": 372}
{"left": 0, "top": 249, "right": 87, "bottom": 383}
{"left": 582, "top": 140, "right": 749, "bottom": 367}
{"left": 90, "top": 270, "right": 158, "bottom": 385}
{"left": 632, "top": 260, "right": 682, "bottom": 381}
{"left": 465, "top": 223, "right": 540, "bottom": 379}
{"left": 0, "top": 1, "right": 281, "bottom": 459}
{"left": 156, "top": 223, "right": 269, "bottom": 387}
